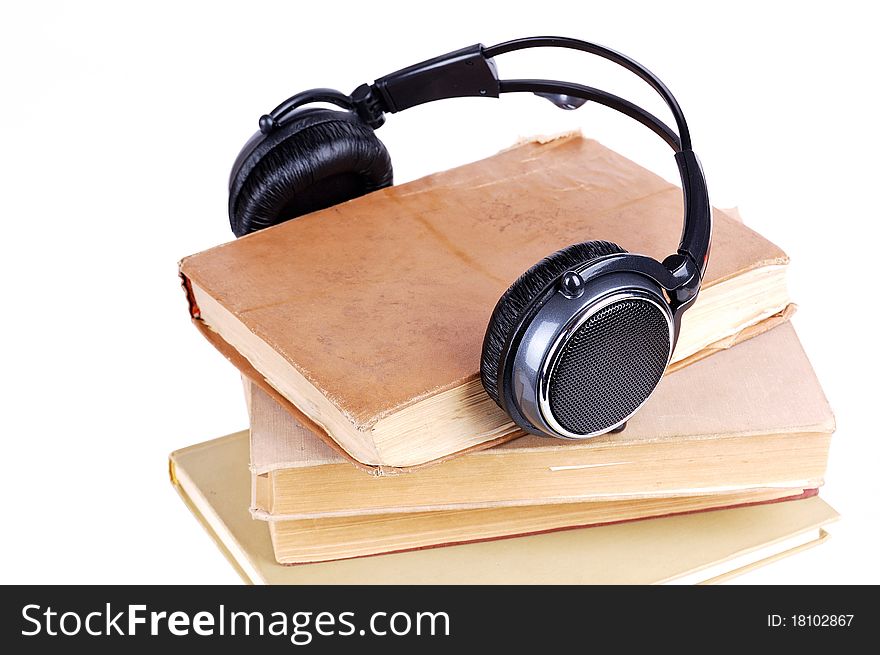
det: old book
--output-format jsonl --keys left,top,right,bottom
{"left": 180, "top": 134, "right": 792, "bottom": 469}
{"left": 169, "top": 431, "right": 839, "bottom": 584}
{"left": 265, "top": 488, "right": 808, "bottom": 564}
{"left": 249, "top": 323, "right": 833, "bottom": 520}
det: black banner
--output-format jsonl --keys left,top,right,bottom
{"left": 2, "top": 585, "right": 868, "bottom": 651}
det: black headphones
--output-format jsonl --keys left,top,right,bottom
{"left": 228, "top": 36, "right": 712, "bottom": 441}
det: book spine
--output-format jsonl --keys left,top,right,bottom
{"left": 179, "top": 271, "right": 201, "bottom": 319}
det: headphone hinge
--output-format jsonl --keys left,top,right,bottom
{"left": 351, "top": 83, "right": 387, "bottom": 129}
{"left": 662, "top": 252, "right": 701, "bottom": 307}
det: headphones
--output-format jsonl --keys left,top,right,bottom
{"left": 228, "top": 36, "right": 712, "bottom": 441}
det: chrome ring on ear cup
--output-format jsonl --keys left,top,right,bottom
{"left": 496, "top": 265, "right": 674, "bottom": 440}
{"left": 537, "top": 289, "right": 673, "bottom": 438}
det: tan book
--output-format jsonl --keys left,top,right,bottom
{"left": 169, "top": 431, "right": 839, "bottom": 584}
{"left": 248, "top": 323, "right": 833, "bottom": 522}
{"left": 180, "top": 134, "right": 792, "bottom": 470}
{"left": 265, "top": 488, "right": 807, "bottom": 565}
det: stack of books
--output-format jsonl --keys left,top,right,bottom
{"left": 172, "top": 134, "right": 837, "bottom": 584}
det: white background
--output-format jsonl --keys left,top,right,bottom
{"left": 1, "top": 1, "right": 877, "bottom": 584}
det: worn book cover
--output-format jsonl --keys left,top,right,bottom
{"left": 181, "top": 134, "right": 791, "bottom": 469}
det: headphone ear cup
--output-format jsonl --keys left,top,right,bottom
{"left": 229, "top": 109, "right": 393, "bottom": 237}
{"left": 480, "top": 240, "right": 626, "bottom": 405}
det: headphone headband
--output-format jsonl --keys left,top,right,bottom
{"left": 485, "top": 37, "right": 691, "bottom": 149}
{"left": 259, "top": 36, "right": 711, "bottom": 284}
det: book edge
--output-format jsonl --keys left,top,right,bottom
{"left": 698, "top": 528, "right": 833, "bottom": 585}
{"left": 170, "top": 430, "right": 840, "bottom": 585}
{"left": 169, "top": 449, "right": 258, "bottom": 585}
{"left": 266, "top": 489, "right": 817, "bottom": 565}
{"left": 194, "top": 300, "right": 797, "bottom": 474}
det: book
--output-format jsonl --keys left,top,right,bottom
{"left": 266, "top": 487, "right": 808, "bottom": 564}
{"left": 169, "top": 431, "right": 839, "bottom": 584}
{"left": 180, "top": 134, "right": 792, "bottom": 469}
{"left": 248, "top": 323, "right": 833, "bottom": 521}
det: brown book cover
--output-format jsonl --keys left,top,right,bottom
{"left": 181, "top": 134, "right": 791, "bottom": 470}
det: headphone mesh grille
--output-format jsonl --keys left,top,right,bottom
{"left": 548, "top": 298, "right": 670, "bottom": 435}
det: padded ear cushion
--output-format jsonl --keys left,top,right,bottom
{"left": 480, "top": 240, "right": 627, "bottom": 405}
{"left": 229, "top": 109, "right": 393, "bottom": 237}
